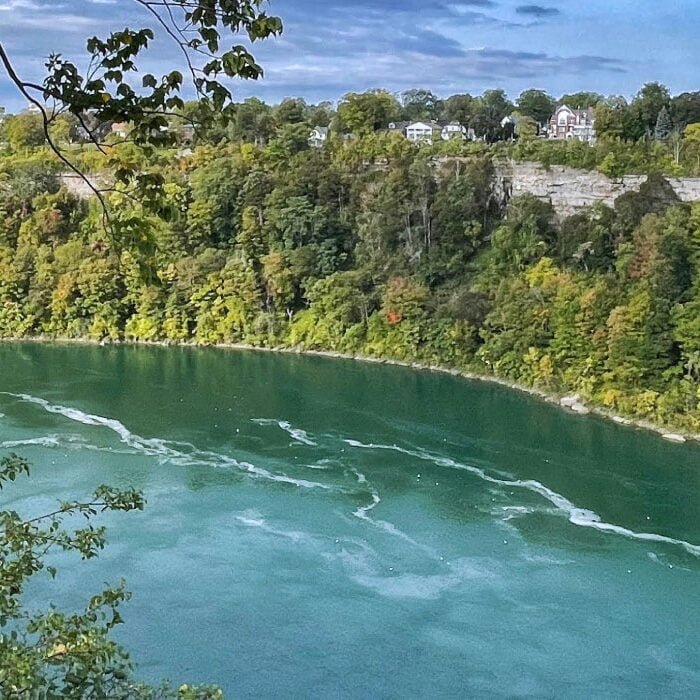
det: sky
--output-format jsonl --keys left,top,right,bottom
{"left": 0, "top": 0, "right": 698, "bottom": 111}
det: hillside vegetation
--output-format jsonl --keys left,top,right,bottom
{"left": 1, "top": 131, "right": 700, "bottom": 434}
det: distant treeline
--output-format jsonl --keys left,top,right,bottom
{"left": 3, "top": 82, "right": 700, "bottom": 179}
{"left": 2, "top": 82, "right": 700, "bottom": 142}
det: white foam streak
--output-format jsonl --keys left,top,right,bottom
{"left": 234, "top": 510, "right": 312, "bottom": 543}
{"left": 344, "top": 438, "right": 700, "bottom": 558}
{"left": 4, "top": 393, "right": 331, "bottom": 491}
{"left": 1, "top": 435, "right": 63, "bottom": 449}
{"left": 354, "top": 491, "right": 380, "bottom": 519}
{"left": 251, "top": 418, "right": 317, "bottom": 446}
{"left": 352, "top": 487, "right": 429, "bottom": 551}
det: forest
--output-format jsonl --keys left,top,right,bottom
{"left": 1, "top": 84, "right": 700, "bottom": 434}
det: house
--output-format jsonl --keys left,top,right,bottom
{"left": 406, "top": 121, "right": 442, "bottom": 144}
{"left": 380, "top": 120, "right": 472, "bottom": 143}
{"left": 180, "top": 124, "right": 196, "bottom": 143}
{"left": 309, "top": 125, "right": 329, "bottom": 148}
{"left": 548, "top": 105, "right": 596, "bottom": 143}
{"left": 111, "top": 122, "right": 129, "bottom": 139}
{"left": 440, "top": 122, "right": 469, "bottom": 141}
{"left": 386, "top": 121, "right": 410, "bottom": 135}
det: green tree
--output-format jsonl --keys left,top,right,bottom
{"left": 400, "top": 89, "right": 441, "bottom": 121}
{"left": 671, "top": 91, "right": 700, "bottom": 129}
{"left": 516, "top": 89, "right": 555, "bottom": 127}
{"left": 558, "top": 92, "right": 603, "bottom": 110}
{"left": 274, "top": 98, "right": 307, "bottom": 127}
{"left": 473, "top": 90, "right": 514, "bottom": 142}
{"left": 595, "top": 97, "right": 635, "bottom": 141}
{"left": 654, "top": 106, "right": 673, "bottom": 141}
{"left": 2, "top": 113, "right": 45, "bottom": 151}
{"left": 631, "top": 82, "right": 671, "bottom": 139}
{"left": 441, "top": 94, "right": 476, "bottom": 127}
{"left": 0, "top": 1, "right": 282, "bottom": 234}
{"left": 337, "top": 90, "right": 401, "bottom": 134}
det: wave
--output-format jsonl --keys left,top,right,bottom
{"left": 344, "top": 438, "right": 700, "bottom": 558}
{"left": 2, "top": 393, "right": 332, "bottom": 491}
{"left": 251, "top": 418, "right": 317, "bottom": 446}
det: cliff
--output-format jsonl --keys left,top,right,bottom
{"left": 495, "top": 161, "right": 700, "bottom": 217}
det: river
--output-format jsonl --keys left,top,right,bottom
{"left": 0, "top": 343, "right": 698, "bottom": 698}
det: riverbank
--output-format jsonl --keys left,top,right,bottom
{"left": 3, "top": 335, "right": 699, "bottom": 446}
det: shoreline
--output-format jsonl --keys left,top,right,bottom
{"left": 2, "top": 335, "right": 698, "bottom": 446}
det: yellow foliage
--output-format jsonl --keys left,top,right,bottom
{"left": 524, "top": 257, "right": 561, "bottom": 288}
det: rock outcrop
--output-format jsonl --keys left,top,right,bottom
{"left": 495, "top": 161, "right": 700, "bottom": 217}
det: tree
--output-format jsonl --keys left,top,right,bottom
{"left": 671, "top": 91, "right": 700, "bottom": 129}
{"left": 557, "top": 92, "right": 603, "bottom": 109}
{"left": 400, "top": 89, "right": 441, "bottom": 121}
{"left": 685, "top": 123, "right": 700, "bottom": 172}
{"left": 516, "top": 89, "right": 555, "bottom": 127}
{"left": 441, "top": 94, "right": 476, "bottom": 127}
{"left": 0, "top": 454, "right": 220, "bottom": 698}
{"left": 336, "top": 90, "right": 401, "bottom": 134}
{"left": 473, "top": 90, "right": 514, "bottom": 142}
{"left": 274, "top": 98, "right": 307, "bottom": 127}
{"left": 230, "top": 97, "right": 275, "bottom": 145}
{"left": 595, "top": 96, "right": 635, "bottom": 141}
{"left": 631, "top": 82, "right": 671, "bottom": 139}
{"left": 654, "top": 106, "right": 673, "bottom": 141}
{"left": 0, "top": 1, "right": 282, "bottom": 235}
{"left": 2, "top": 113, "right": 45, "bottom": 151}
{"left": 306, "top": 102, "right": 335, "bottom": 128}
{"left": 514, "top": 114, "right": 538, "bottom": 141}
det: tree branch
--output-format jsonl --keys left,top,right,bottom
{"left": 0, "top": 42, "right": 113, "bottom": 234}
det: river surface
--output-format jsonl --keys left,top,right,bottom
{"left": 0, "top": 343, "right": 698, "bottom": 698}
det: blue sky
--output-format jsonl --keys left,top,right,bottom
{"left": 0, "top": 0, "right": 697, "bottom": 111}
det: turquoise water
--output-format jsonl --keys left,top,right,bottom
{"left": 0, "top": 343, "right": 698, "bottom": 698}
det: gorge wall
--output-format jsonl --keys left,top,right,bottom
{"left": 60, "top": 160, "right": 700, "bottom": 219}
{"left": 495, "top": 161, "right": 700, "bottom": 217}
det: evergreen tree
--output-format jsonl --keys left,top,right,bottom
{"left": 654, "top": 106, "right": 673, "bottom": 141}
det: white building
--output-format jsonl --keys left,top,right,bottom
{"left": 406, "top": 121, "right": 443, "bottom": 144}
{"left": 309, "top": 125, "right": 329, "bottom": 148}
{"left": 440, "top": 122, "right": 469, "bottom": 141}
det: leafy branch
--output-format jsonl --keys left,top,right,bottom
{"left": 0, "top": 0, "right": 283, "bottom": 243}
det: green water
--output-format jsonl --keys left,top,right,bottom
{"left": 0, "top": 343, "right": 698, "bottom": 698}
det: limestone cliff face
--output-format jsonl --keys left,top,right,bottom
{"left": 60, "top": 161, "right": 700, "bottom": 219}
{"left": 58, "top": 173, "right": 103, "bottom": 198}
{"left": 495, "top": 161, "right": 700, "bottom": 217}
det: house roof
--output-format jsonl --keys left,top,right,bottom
{"left": 406, "top": 120, "right": 442, "bottom": 130}
{"left": 552, "top": 104, "right": 595, "bottom": 119}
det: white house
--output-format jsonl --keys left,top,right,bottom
{"left": 406, "top": 121, "right": 442, "bottom": 144}
{"left": 548, "top": 105, "right": 596, "bottom": 143}
{"left": 440, "top": 122, "right": 468, "bottom": 141}
{"left": 308, "top": 125, "right": 329, "bottom": 148}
